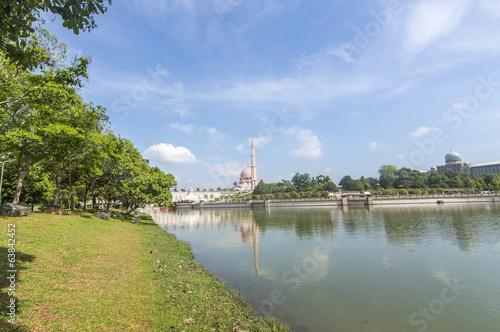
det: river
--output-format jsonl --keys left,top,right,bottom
{"left": 148, "top": 204, "right": 500, "bottom": 332}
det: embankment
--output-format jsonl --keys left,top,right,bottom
{"left": 175, "top": 194, "right": 498, "bottom": 209}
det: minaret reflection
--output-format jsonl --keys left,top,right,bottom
{"left": 240, "top": 211, "right": 259, "bottom": 276}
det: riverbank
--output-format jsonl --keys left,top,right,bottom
{"left": 175, "top": 194, "right": 499, "bottom": 209}
{"left": 0, "top": 212, "right": 291, "bottom": 331}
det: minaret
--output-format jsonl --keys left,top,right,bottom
{"left": 250, "top": 140, "right": 258, "bottom": 190}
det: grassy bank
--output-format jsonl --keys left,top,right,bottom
{"left": 0, "top": 212, "right": 291, "bottom": 331}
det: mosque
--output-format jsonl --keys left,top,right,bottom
{"left": 233, "top": 140, "right": 258, "bottom": 191}
{"left": 431, "top": 149, "right": 500, "bottom": 176}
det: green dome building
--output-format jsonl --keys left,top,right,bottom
{"left": 432, "top": 149, "right": 500, "bottom": 177}
{"left": 436, "top": 149, "right": 471, "bottom": 175}
{"left": 445, "top": 149, "right": 462, "bottom": 163}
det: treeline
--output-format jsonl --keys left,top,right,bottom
{"left": 1, "top": 21, "right": 176, "bottom": 211}
{"left": 250, "top": 165, "right": 499, "bottom": 200}
{"left": 340, "top": 165, "right": 500, "bottom": 192}
{"left": 251, "top": 173, "right": 339, "bottom": 199}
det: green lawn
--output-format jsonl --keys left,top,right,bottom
{"left": 0, "top": 212, "right": 291, "bottom": 331}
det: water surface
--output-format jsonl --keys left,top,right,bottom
{"left": 148, "top": 204, "right": 500, "bottom": 332}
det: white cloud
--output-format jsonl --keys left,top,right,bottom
{"left": 200, "top": 126, "right": 225, "bottom": 138}
{"left": 369, "top": 141, "right": 381, "bottom": 151}
{"left": 295, "top": 43, "right": 356, "bottom": 72}
{"left": 405, "top": 0, "right": 471, "bottom": 55}
{"left": 159, "top": 97, "right": 191, "bottom": 117}
{"left": 411, "top": 126, "right": 440, "bottom": 138}
{"left": 170, "top": 122, "right": 194, "bottom": 133}
{"left": 235, "top": 136, "right": 272, "bottom": 151}
{"left": 288, "top": 128, "right": 322, "bottom": 160}
{"left": 144, "top": 143, "right": 197, "bottom": 165}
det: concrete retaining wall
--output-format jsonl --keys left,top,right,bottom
{"left": 372, "top": 195, "right": 497, "bottom": 205}
{"left": 174, "top": 195, "right": 498, "bottom": 210}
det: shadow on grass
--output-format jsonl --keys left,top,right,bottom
{"left": 112, "top": 212, "right": 157, "bottom": 227}
{"left": 0, "top": 246, "right": 36, "bottom": 331}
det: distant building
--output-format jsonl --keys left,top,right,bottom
{"left": 436, "top": 149, "right": 472, "bottom": 175}
{"left": 471, "top": 161, "right": 500, "bottom": 176}
{"left": 233, "top": 141, "right": 258, "bottom": 191}
{"left": 432, "top": 149, "right": 500, "bottom": 176}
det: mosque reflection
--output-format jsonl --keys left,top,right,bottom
{"left": 151, "top": 208, "right": 262, "bottom": 275}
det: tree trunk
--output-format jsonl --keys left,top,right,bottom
{"left": 12, "top": 154, "right": 31, "bottom": 204}
{"left": 83, "top": 183, "right": 89, "bottom": 211}
{"left": 52, "top": 167, "right": 60, "bottom": 206}
{"left": 68, "top": 164, "right": 75, "bottom": 210}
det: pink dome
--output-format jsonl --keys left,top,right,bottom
{"left": 240, "top": 167, "right": 251, "bottom": 179}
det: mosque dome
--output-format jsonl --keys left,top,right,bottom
{"left": 240, "top": 167, "right": 251, "bottom": 179}
{"left": 445, "top": 149, "right": 461, "bottom": 162}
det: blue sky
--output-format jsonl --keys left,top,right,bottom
{"left": 45, "top": 0, "right": 500, "bottom": 189}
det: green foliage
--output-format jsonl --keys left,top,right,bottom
{"left": 0, "top": 0, "right": 111, "bottom": 67}
{"left": 379, "top": 165, "right": 398, "bottom": 189}
{"left": 0, "top": 30, "right": 176, "bottom": 210}
{"left": 324, "top": 180, "right": 339, "bottom": 192}
{"left": 252, "top": 173, "right": 340, "bottom": 198}
{"left": 339, "top": 175, "right": 355, "bottom": 191}
{"left": 352, "top": 179, "right": 365, "bottom": 192}
{"left": 291, "top": 172, "right": 312, "bottom": 191}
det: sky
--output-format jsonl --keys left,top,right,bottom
{"left": 44, "top": 0, "right": 500, "bottom": 190}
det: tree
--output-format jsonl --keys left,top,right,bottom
{"left": 253, "top": 180, "right": 268, "bottom": 195}
{"left": 0, "top": 0, "right": 111, "bottom": 67}
{"left": 359, "top": 176, "right": 371, "bottom": 190}
{"left": 0, "top": 49, "right": 101, "bottom": 203}
{"left": 352, "top": 179, "right": 365, "bottom": 192}
{"left": 339, "top": 175, "right": 354, "bottom": 191}
{"left": 291, "top": 173, "right": 312, "bottom": 192}
{"left": 324, "top": 180, "right": 339, "bottom": 192}
{"left": 379, "top": 165, "right": 398, "bottom": 189}
{"left": 447, "top": 176, "right": 463, "bottom": 189}
{"left": 367, "top": 177, "right": 379, "bottom": 189}
{"left": 395, "top": 168, "right": 412, "bottom": 188}
{"left": 116, "top": 140, "right": 176, "bottom": 213}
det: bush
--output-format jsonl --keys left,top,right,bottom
{"left": 399, "top": 189, "right": 408, "bottom": 196}
{"left": 383, "top": 189, "right": 395, "bottom": 196}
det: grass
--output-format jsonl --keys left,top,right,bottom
{"left": 0, "top": 211, "right": 292, "bottom": 331}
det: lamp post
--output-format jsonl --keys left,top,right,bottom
{"left": 0, "top": 155, "right": 15, "bottom": 205}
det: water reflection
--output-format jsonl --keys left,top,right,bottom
{"left": 149, "top": 204, "right": 500, "bottom": 257}
{"left": 240, "top": 218, "right": 259, "bottom": 276}
{"left": 146, "top": 204, "right": 500, "bottom": 332}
